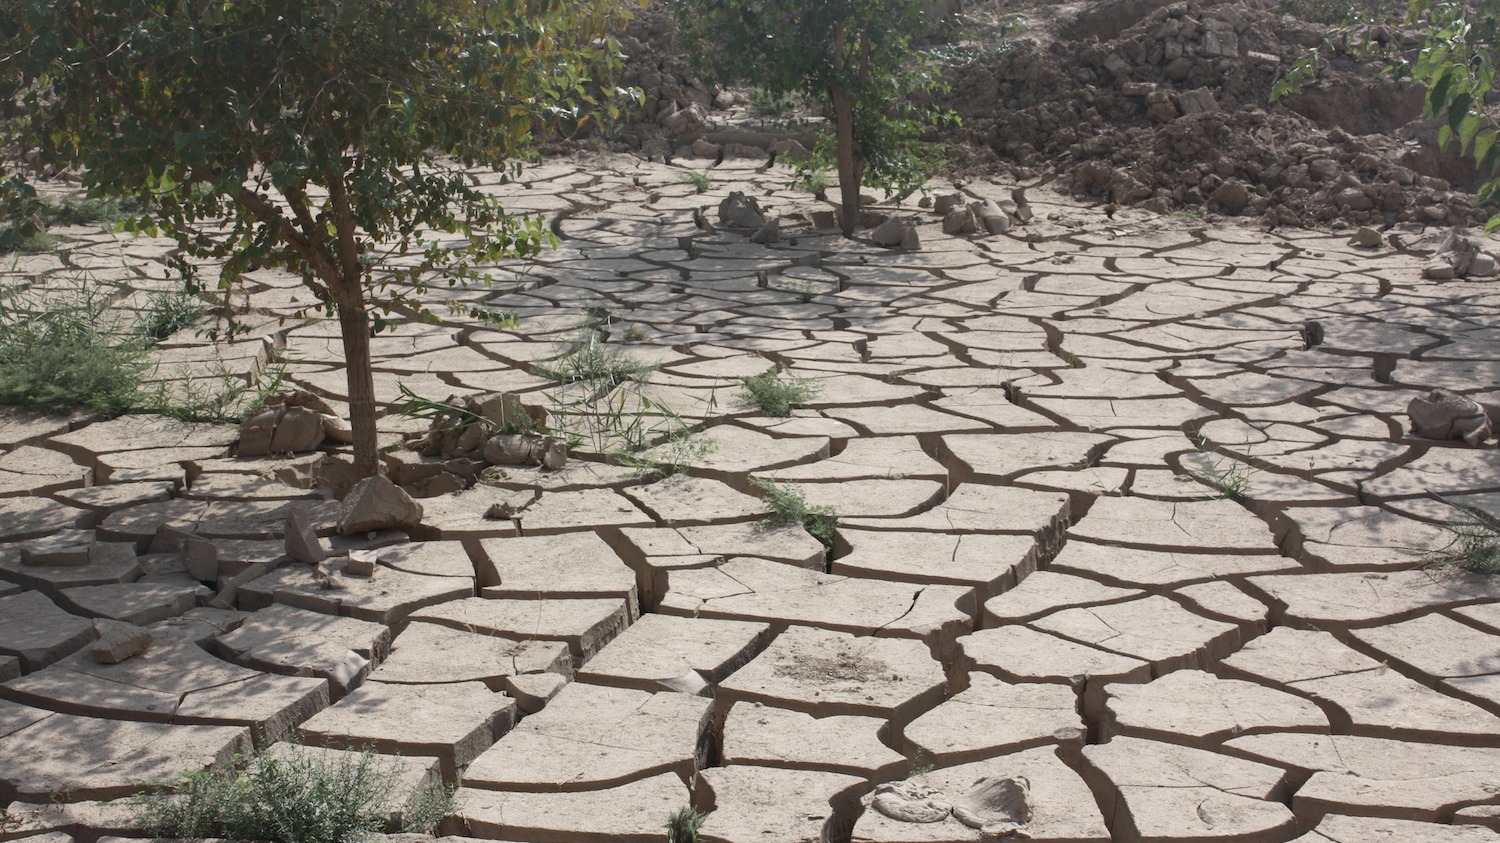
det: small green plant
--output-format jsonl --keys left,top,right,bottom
{"left": 752, "top": 477, "right": 837, "bottom": 554}
{"left": 678, "top": 170, "right": 713, "bottom": 194}
{"left": 667, "top": 805, "right": 706, "bottom": 843}
{"left": 1424, "top": 496, "right": 1500, "bottom": 575}
{"left": 131, "top": 745, "right": 457, "bottom": 843}
{"left": 0, "top": 276, "right": 150, "bottom": 416}
{"left": 618, "top": 429, "right": 719, "bottom": 480}
{"left": 1196, "top": 450, "right": 1256, "bottom": 502}
{"left": 139, "top": 287, "right": 208, "bottom": 342}
{"left": 622, "top": 324, "right": 650, "bottom": 343}
{"left": 533, "top": 329, "right": 657, "bottom": 399}
{"left": 0, "top": 178, "right": 143, "bottom": 253}
{"left": 789, "top": 169, "right": 831, "bottom": 198}
{"left": 737, "top": 365, "right": 821, "bottom": 417}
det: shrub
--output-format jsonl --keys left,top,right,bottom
{"left": 753, "top": 477, "right": 838, "bottom": 554}
{"left": 1425, "top": 496, "right": 1500, "bottom": 575}
{"left": 131, "top": 745, "right": 455, "bottom": 843}
{"left": 737, "top": 366, "right": 821, "bottom": 417}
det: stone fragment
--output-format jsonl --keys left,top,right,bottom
{"left": 1222, "top": 627, "right": 1500, "bottom": 741}
{"left": 722, "top": 701, "right": 904, "bottom": 780}
{"left": 1348, "top": 227, "right": 1383, "bottom": 248}
{"left": 283, "top": 505, "right": 328, "bottom": 564}
{"left": 659, "top": 555, "right": 972, "bottom": 656}
{"left": 298, "top": 680, "right": 515, "bottom": 779}
{"left": 1293, "top": 814, "right": 1500, "bottom": 842}
{"left": 411, "top": 596, "right": 629, "bottom": 662}
{"left": 695, "top": 766, "right": 866, "bottom": 843}
{"left": 367, "top": 621, "right": 569, "bottom": 689}
{"left": 19, "top": 528, "right": 93, "bottom": 567}
{"left": 1409, "top": 389, "right": 1493, "bottom": 445}
{"left": 346, "top": 548, "right": 379, "bottom": 577}
{"left": 89, "top": 618, "right": 152, "bottom": 664}
{"left": 718, "top": 191, "right": 766, "bottom": 228}
{"left": 872, "top": 218, "right": 920, "bottom": 250}
{"left": 0, "top": 590, "right": 97, "bottom": 671}
{"left": 503, "top": 671, "right": 568, "bottom": 713}
{"left": 477, "top": 532, "right": 638, "bottom": 615}
{"left": 1082, "top": 736, "right": 1294, "bottom": 843}
{"left": 577, "top": 613, "right": 770, "bottom": 694}
{"left": 718, "top": 626, "right": 947, "bottom": 727}
{"left": 59, "top": 581, "right": 202, "bottom": 625}
{"left": 338, "top": 475, "right": 424, "bottom": 534}
{"left": 215, "top": 603, "right": 391, "bottom": 698}
{"left": 454, "top": 773, "right": 688, "bottom": 842}
{"left": 750, "top": 217, "right": 781, "bottom": 244}
{"left": 464, "top": 683, "right": 710, "bottom": 791}
{"left": 902, "top": 673, "right": 1083, "bottom": 765}
{"left": 1227, "top": 733, "right": 1500, "bottom": 824}
{"left": 1103, "top": 669, "right": 1328, "bottom": 744}
{"left": 238, "top": 556, "right": 472, "bottom": 623}
{"left": 1177, "top": 87, "right": 1219, "bottom": 114}
{"left": 0, "top": 699, "right": 250, "bottom": 801}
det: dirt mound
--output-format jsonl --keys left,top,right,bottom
{"left": 601, "top": 0, "right": 1489, "bottom": 230}
{"left": 941, "top": 0, "right": 1483, "bottom": 229}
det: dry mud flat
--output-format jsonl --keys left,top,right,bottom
{"left": 2, "top": 157, "right": 1500, "bottom": 843}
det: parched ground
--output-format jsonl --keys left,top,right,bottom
{"left": 2, "top": 156, "right": 1500, "bottom": 843}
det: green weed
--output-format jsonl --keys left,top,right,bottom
{"left": 667, "top": 805, "right": 706, "bottom": 843}
{"left": 737, "top": 365, "right": 821, "bottom": 417}
{"left": 753, "top": 477, "right": 838, "bottom": 554}
{"left": 678, "top": 170, "right": 713, "bottom": 194}
{"left": 534, "top": 329, "right": 656, "bottom": 399}
{"left": 0, "top": 277, "right": 150, "bottom": 416}
{"left": 1424, "top": 496, "right": 1500, "bottom": 575}
{"left": 140, "top": 287, "right": 208, "bottom": 342}
{"left": 131, "top": 745, "right": 456, "bottom": 843}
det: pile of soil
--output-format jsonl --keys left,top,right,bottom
{"left": 602, "top": 0, "right": 1491, "bottom": 231}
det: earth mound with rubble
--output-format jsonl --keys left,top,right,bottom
{"left": 604, "top": 0, "right": 1489, "bottom": 231}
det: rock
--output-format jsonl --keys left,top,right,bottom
{"left": 1210, "top": 180, "right": 1249, "bottom": 214}
{"left": 1348, "top": 227, "right": 1383, "bottom": 248}
{"left": 338, "top": 476, "right": 424, "bottom": 535}
{"left": 90, "top": 619, "right": 152, "bottom": 664}
{"left": 933, "top": 192, "right": 967, "bottom": 215}
{"left": 284, "top": 505, "right": 328, "bottom": 563}
{"left": 480, "top": 433, "right": 565, "bottom": 469}
{"left": 347, "top": 548, "right": 379, "bottom": 577}
{"left": 1409, "top": 389, "right": 1492, "bottom": 445}
{"left": 750, "top": 217, "right": 780, "bottom": 244}
{"left": 237, "top": 392, "right": 332, "bottom": 457}
{"left": 810, "top": 209, "right": 838, "bottom": 230}
{"left": 1177, "top": 87, "right": 1219, "bottom": 115}
{"left": 943, "top": 206, "right": 978, "bottom": 235}
{"left": 718, "top": 191, "right": 767, "bottom": 228}
{"left": 1474, "top": 252, "right": 1499, "bottom": 276}
{"left": 871, "top": 217, "right": 919, "bottom": 250}
{"left": 1423, "top": 259, "right": 1457, "bottom": 280}
{"left": 971, "top": 200, "right": 1011, "bottom": 235}
{"left": 19, "top": 528, "right": 93, "bottom": 567}
{"left": 181, "top": 533, "right": 220, "bottom": 581}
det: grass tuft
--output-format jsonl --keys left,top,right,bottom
{"left": 737, "top": 365, "right": 821, "bottom": 417}
{"left": 752, "top": 477, "right": 838, "bottom": 554}
{"left": 667, "top": 805, "right": 706, "bottom": 843}
{"left": 678, "top": 170, "right": 713, "bottom": 194}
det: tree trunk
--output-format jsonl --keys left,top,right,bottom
{"left": 334, "top": 281, "right": 381, "bottom": 479}
{"left": 832, "top": 90, "right": 862, "bottom": 237}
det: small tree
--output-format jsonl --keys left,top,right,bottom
{"left": 667, "top": 0, "right": 950, "bottom": 236}
{"left": 1, "top": 0, "right": 629, "bottom": 478}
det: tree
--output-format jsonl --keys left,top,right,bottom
{"left": 1399, "top": 0, "right": 1500, "bottom": 228}
{"left": 1, "top": 0, "right": 630, "bottom": 478}
{"left": 667, "top": 0, "right": 950, "bottom": 236}
{"left": 1272, "top": 0, "right": 1500, "bottom": 227}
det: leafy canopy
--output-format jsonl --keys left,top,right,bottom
{"left": 667, "top": 0, "right": 951, "bottom": 209}
{"left": 1, "top": 0, "right": 630, "bottom": 325}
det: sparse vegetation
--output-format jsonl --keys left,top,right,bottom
{"left": 619, "top": 429, "right": 719, "bottom": 480}
{"left": 0, "top": 277, "right": 151, "bottom": 417}
{"left": 131, "top": 745, "right": 456, "bottom": 843}
{"left": 0, "top": 176, "right": 142, "bottom": 254}
{"left": 1194, "top": 450, "right": 1257, "bottom": 502}
{"left": 139, "top": 287, "right": 208, "bottom": 342}
{"left": 534, "top": 329, "right": 657, "bottom": 398}
{"left": 1275, "top": 0, "right": 1404, "bottom": 24}
{"left": 753, "top": 477, "right": 838, "bottom": 554}
{"left": 737, "top": 365, "right": 822, "bottom": 417}
{"left": 1425, "top": 496, "right": 1500, "bottom": 575}
{"left": 678, "top": 170, "right": 713, "bottom": 194}
{"left": 667, "top": 805, "right": 706, "bottom": 843}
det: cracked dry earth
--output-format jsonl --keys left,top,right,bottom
{"left": 2, "top": 155, "right": 1500, "bottom": 843}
